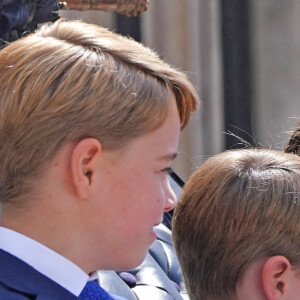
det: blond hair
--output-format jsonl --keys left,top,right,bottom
{"left": 173, "top": 149, "right": 300, "bottom": 300}
{"left": 0, "top": 20, "right": 198, "bottom": 203}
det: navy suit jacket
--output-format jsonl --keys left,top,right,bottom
{"left": 0, "top": 249, "right": 80, "bottom": 299}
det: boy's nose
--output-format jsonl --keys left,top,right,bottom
{"left": 164, "top": 178, "right": 177, "bottom": 212}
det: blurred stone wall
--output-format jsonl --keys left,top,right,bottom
{"left": 142, "top": 0, "right": 223, "bottom": 179}
{"left": 251, "top": 0, "right": 300, "bottom": 149}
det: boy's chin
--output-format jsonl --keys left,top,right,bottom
{"left": 117, "top": 251, "right": 149, "bottom": 271}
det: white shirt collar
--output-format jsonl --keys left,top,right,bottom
{"left": 0, "top": 226, "right": 89, "bottom": 296}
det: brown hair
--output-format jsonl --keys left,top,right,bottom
{"left": 285, "top": 121, "right": 300, "bottom": 155}
{"left": 0, "top": 20, "right": 198, "bottom": 203}
{"left": 173, "top": 149, "right": 300, "bottom": 300}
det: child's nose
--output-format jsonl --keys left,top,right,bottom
{"left": 164, "top": 178, "right": 177, "bottom": 212}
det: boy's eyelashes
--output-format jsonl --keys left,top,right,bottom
{"left": 161, "top": 167, "right": 174, "bottom": 174}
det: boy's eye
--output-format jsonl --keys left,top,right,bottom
{"left": 161, "top": 167, "right": 173, "bottom": 174}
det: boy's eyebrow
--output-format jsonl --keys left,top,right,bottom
{"left": 157, "top": 152, "right": 178, "bottom": 162}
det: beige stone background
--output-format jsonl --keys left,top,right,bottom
{"left": 62, "top": 0, "right": 300, "bottom": 181}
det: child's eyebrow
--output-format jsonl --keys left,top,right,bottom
{"left": 157, "top": 152, "right": 178, "bottom": 162}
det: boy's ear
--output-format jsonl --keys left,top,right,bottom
{"left": 262, "top": 256, "right": 291, "bottom": 300}
{"left": 70, "top": 138, "right": 102, "bottom": 199}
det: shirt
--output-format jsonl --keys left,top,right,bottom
{"left": 0, "top": 226, "right": 89, "bottom": 296}
{"left": 0, "top": 226, "right": 128, "bottom": 300}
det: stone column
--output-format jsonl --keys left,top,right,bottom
{"left": 142, "top": 0, "right": 223, "bottom": 180}
{"left": 251, "top": 0, "right": 300, "bottom": 149}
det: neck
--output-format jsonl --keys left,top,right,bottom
{"left": 235, "top": 260, "right": 268, "bottom": 300}
{"left": 0, "top": 194, "right": 92, "bottom": 272}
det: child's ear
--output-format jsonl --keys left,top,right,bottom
{"left": 262, "top": 256, "right": 292, "bottom": 300}
{"left": 70, "top": 138, "right": 102, "bottom": 199}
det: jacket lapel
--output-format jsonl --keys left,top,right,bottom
{"left": 0, "top": 249, "right": 79, "bottom": 299}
